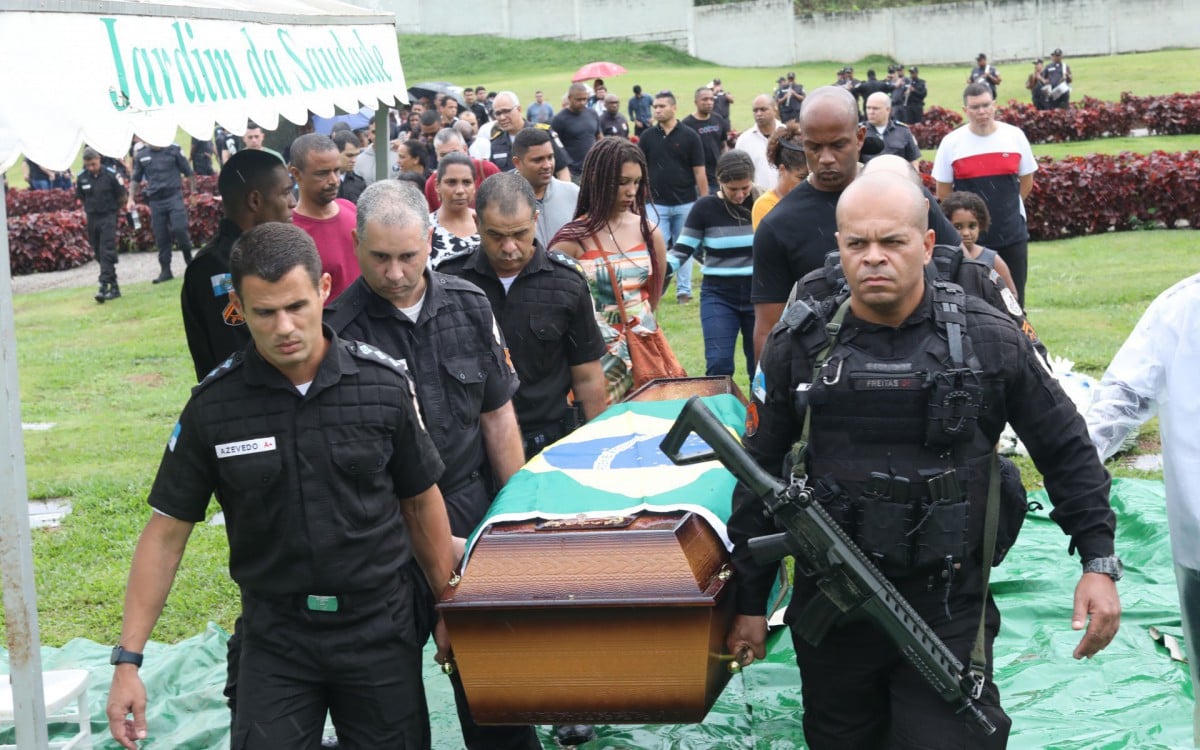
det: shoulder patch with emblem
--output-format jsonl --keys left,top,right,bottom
{"left": 549, "top": 250, "right": 587, "bottom": 278}
{"left": 195, "top": 352, "right": 244, "bottom": 392}
{"left": 347, "top": 340, "right": 410, "bottom": 375}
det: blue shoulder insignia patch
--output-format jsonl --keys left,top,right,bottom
{"left": 195, "top": 352, "right": 243, "bottom": 393}
{"left": 549, "top": 250, "right": 586, "bottom": 278}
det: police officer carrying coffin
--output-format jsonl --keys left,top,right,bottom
{"left": 728, "top": 172, "right": 1122, "bottom": 749}
{"left": 438, "top": 172, "right": 607, "bottom": 458}
{"left": 106, "top": 222, "right": 457, "bottom": 750}
{"left": 130, "top": 141, "right": 196, "bottom": 283}
{"left": 75, "top": 147, "right": 128, "bottom": 303}
{"left": 181, "top": 149, "right": 297, "bottom": 381}
{"left": 325, "top": 181, "right": 539, "bottom": 750}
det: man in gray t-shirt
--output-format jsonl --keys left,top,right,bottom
{"left": 551, "top": 83, "right": 602, "bottom": 179}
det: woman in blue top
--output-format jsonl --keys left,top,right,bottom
{"left": 671, "top": 149, "right": 759, "bottom": 378}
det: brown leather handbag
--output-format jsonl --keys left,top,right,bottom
{"left": 605, "top": 259, "right": 686, "bottom": 388}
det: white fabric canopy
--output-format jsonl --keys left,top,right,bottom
{"left": 0, "top": 0, "right": 408, "bottom": 171}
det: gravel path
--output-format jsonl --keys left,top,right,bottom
{"left": 10, "top": 251, "right": 174, "bottom": 295}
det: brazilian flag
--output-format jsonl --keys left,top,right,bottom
{"left": 464, "top": 394, "right": 747, "bottom": 563}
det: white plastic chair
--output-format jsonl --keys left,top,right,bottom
{"left": 0, "top": 669, "right": 91, "bottom": 750}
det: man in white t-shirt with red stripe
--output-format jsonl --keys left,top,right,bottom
{"left": 933, "top": 82, "right": 1037, "bottom": 306}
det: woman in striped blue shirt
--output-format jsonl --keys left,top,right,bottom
{"left": 671, "top": 149, "right": 759, "bottom": 377}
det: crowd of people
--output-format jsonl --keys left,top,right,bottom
{"left": 72, "top": 47, "right": 1196, "bottom": 750}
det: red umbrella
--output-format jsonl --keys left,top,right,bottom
{"left": 572, "top": 61, "right": 628, "bottom": 83}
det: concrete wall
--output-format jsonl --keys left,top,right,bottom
{"left": 793, "top": 0, "right": 1200, "bottom": 67}
{"left": 379, "top": 0, "right": 1200, "bottom": 68}
{"left": 695, "top": 0, "right": 794, "bottom": 68}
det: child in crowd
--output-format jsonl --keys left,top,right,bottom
{"left": 941, "top": 190, "right": 1018, "bottom": 295}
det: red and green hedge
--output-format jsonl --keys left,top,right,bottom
{"left": 6, "top": 177, "right": 221, "bottom": 276}
{"left": 911, "top": 92, "right": 1200, "bottom": 149}
{"left": 917, "top": 150, "right": 1200, "bottom": 241}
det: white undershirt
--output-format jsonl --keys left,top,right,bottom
{"left": 295, "top": 381, "right": 312, "bottom": 396}
{"left": 498, "top": 274, "right": 518, "bottom": 294}
{"left": 399, "top": 292, "right": 426, "bottom": 322}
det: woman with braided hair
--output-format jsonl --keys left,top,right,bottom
{"left": 673, "top": 149, "right": 760, "bottom": 377}
{"left": 752, "top": 121, "right": 808, "bottom": 230}
{"left": 551, "top": 136, "right": 668, "bottom": 404}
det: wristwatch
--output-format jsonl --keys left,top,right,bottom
{"left": 1082, "top": 555, "right": 1124, "bottom": 582}
{"left": 110, "top": 645, "right": 143, "bottom": 668}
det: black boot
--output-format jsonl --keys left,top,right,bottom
{"left": 152, "top": 267, "right": 174, "bottom": 284}
{"left": 94, "top": 282, "right": 109, "bottom": 303}
{"left": 104, "top": 282, "right": 122, "bottom": 300}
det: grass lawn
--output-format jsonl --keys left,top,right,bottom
{"left": 5, "top": 228, "right": 1196, "bottom": 645}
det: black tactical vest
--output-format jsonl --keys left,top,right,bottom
{"left": 790, "top": 282, "right": 994, "bottom": 577}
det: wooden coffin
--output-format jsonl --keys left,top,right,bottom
{"left": 436, "top": 510, "right": 736, "bottom": 724}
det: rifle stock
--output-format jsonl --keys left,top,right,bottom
{"left": 660, "top": 396, "right": 996, "bottom": 735}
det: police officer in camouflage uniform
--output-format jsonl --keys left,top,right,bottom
{"left": 728, "top": 172, "right": 1122, "bottom": 750}
{"left": 438, "top": 172, "right": 607, "bottom": 458}
{"left": 106, "top": 222, "right": 457, "bottom": 750}
{"left": 326, "top": 180, "right": 539, "bottom": 750}
{"left": 76, "top": 147, "right": 127, "bottom": 303}
{"left": 131, "top": 142, "right": 195, "bottom": 283}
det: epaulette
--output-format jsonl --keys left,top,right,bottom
{"left": 433, "top": 271, "right": 488, "bottom": 297}
{"left": 534, "top": 123, "right": 552, "bottom": 131}
{"left": 490, "top": 127, "right": 504, "bottom": 141}
{"left": 194, "top": 352, "right": 244, "bottom": 393}
{"left": 431, "top": 245, "right": 475, "bottom": 270}
{"left": 548, "top": 250, "right": 587, "bottom": 278}
{"left": 345, "top": 340, "right": 410, "bottom": 377}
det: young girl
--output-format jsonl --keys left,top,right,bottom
{"left": 941, "top": 191, "right": 1019, "bottom": 295}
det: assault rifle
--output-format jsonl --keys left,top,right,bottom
{"left": 660, "top": 396, "right": 996, "bottom": 735}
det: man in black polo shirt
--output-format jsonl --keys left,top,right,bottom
{"left": 437, "top": 173, "right": 606, "bottom": 456}
{"left": 639, "top": 90, "right": 708, "bottom": 303}
{"left": 550, "top": 83, "right": 602, "bottom": 180}
{"left": 107, "top": 223, "right": 456, "bottom": 750}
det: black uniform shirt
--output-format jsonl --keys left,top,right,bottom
{"left": 487, "top": 122, "right": 570, "bottom": 175}
{"left": 325, "top": 272, "right": 519, "bottom": 494}
{"left": 861, "top": 121, "right": 921, "bottom": 164}
{"left": 181, "top": 218, "right": 249, "bottom": 381}
{"left": 75, "top": 167, "right": 126, "bottom": 214}
{"left": 148, "top": 329, "right": 444, "bottom": 595}
{"left": 729, "top": 286, "right": 1115, "bottom": 615}
{"left": 752, "top": 181, "right": 961, "bottom": 304}
{"left": 438, "top": 244, "right": 605, "bottom": 431}
{"left": 132, "top": 145, "right": 192, "bottom": 200}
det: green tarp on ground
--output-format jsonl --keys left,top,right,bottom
{"left": 3, "top": 479, "right": 1192, "bottom": 747}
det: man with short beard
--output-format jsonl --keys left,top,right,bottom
{"left": 290, "top": 133, "right": 360, "bottom": 301}
{"left": 511, "top": 127, "right": 580, "bottom": 249}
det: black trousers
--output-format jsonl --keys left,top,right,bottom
{"left": 86, "top": 212, "right": 118, "bottom": 284}
{"left": 787, "top": 566, "right": 1012, "bottom": 750}
{"left": 149, "top": 193, "right": 193, "bottom": 267}
{"left": 231, "top": 574, "right": 428, "bottom": 750}
{"left": 410, "top": 477, "right": 542, "bottom": 750}
{"left": 993, "top": 239, "right": 1029, "bottom": 308}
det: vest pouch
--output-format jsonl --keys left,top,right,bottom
{"left": 913, "top": 497, "right": 969, "bottom": 570}
{"left": 854, "top": 474, "right": 912, "bottom": 575}
{"left": 992, "top": 455, "right": 1030, "bottom": 566}
{"left": 925, "top": 368, "right": 982, "bottom": 447}
{"left": 812, "top": 474, "right": 854, "bottom": 539}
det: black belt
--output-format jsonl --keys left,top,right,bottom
{"left": 244, "top": 569, "right": 409, "bottom": 614}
